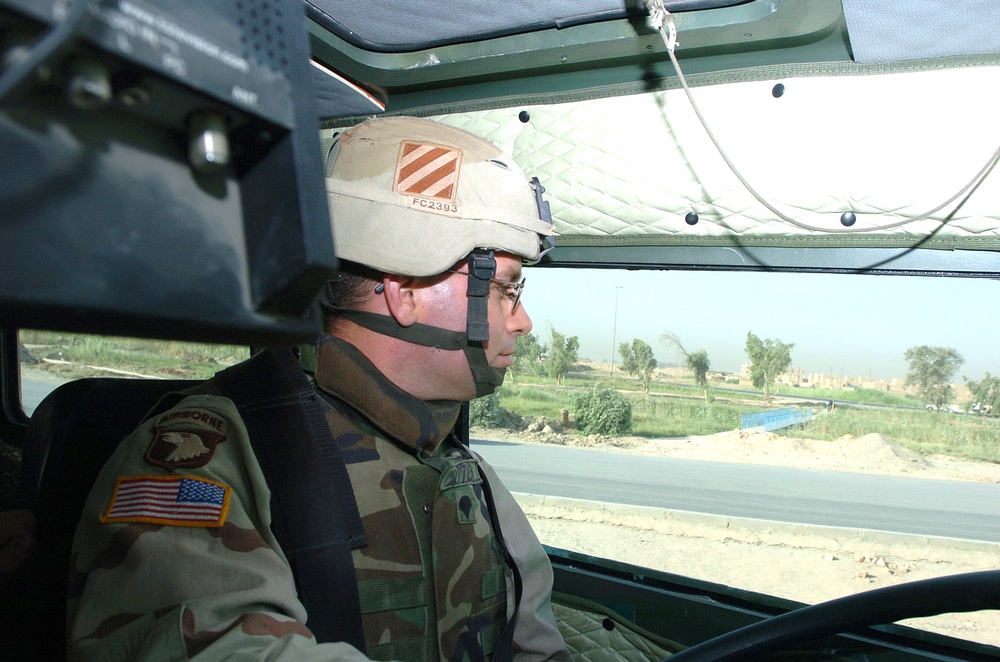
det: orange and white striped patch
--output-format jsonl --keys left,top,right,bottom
{"left": 394, "top": 141, "right": 462, "bottom": 202}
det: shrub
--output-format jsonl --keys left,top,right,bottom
{"left": 470, "top": 393, "right": 513, "bottom": 428}
{"left": 574, "top": 384, "right": 632, "bottom": 435}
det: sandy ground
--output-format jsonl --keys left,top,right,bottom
{"left": 474, "top": 427, "right": 1000, "bottom": 648}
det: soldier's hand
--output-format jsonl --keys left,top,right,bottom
{"left": 0, "top": 508, "right": 36, "bottom": 583}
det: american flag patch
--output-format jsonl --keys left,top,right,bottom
{"left": 394, "top": 141, "right": 461, "bottom": 201}
{"left": 102, "top": 475, "right": 230, "bottom": 527}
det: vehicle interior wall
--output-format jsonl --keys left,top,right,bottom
{"left": 2, "top": 0, "right": 1000, "bottom": 659}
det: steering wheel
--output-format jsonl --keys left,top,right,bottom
{"left": 666, "top": 570, "right": 1000, "bottom": 661}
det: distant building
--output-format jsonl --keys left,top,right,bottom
{"left": 737, "top": 363, "right": 969, "bottom": 403}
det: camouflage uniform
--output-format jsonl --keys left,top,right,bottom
{"left": 68, "top": 337, "right": 571, "bottom": 662}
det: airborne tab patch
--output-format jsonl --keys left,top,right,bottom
{"left": 145, "top": 407, "right": 228, "bottom": 471}
{"left": 438, "top": 458, "right": 481, "bottom": 491}
{"left": 102, "top": 475, "right": 231, "bottom": 527}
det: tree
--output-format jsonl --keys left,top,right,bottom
{"left": 904, "top": 345, "right": 964, "bottom": 411}
{"left": 619, "top": 339, "right": 657, "bottom": 393}
{"left": 687, "top": 349, "right": 711, "bottom": 401}
{"left": 661, "top": 332, "right": 711, "bottom": 401}
{"left": 745, "top": 332, "right": 793, "bottom": 403}
{"left": 545, "top": 328, "right": 579, "bottom": 385}
{"left": 965, "top": 372, "right": 1000, "bottom": 417}
{"left": 510, "top": 332, "right": 545, "bottom": 382}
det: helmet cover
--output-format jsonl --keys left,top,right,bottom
{"left": 325, "top": 116, "right": 553, "bottom": 276}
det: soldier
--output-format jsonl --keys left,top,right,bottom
{"left": 68, "top": 117, "right": 571, "bottom": 661}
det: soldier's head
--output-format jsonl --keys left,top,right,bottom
{"left": 321, "top": 116, "right": 554, "bottom": 399}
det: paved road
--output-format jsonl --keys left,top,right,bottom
{"left": 22, "top": 377, "right": 62, "bottom": 415}
{"left": 472, "top": 438, "right": 1000, "bottom": 543}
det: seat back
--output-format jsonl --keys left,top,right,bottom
{"left": 2, "top": 377, "right": 200, "bottom": 660}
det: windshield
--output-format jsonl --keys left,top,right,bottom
{"left": 470, "top": 266, "right": 1000, "bottom": 646}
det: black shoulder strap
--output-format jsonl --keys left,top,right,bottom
{"left": 214, "top": 348, "right": 368, "bottom": 651}
{"left": 451, "top": 436, "right": 522, "bottom": 662}
{"left": 479, "top": 470, "right": 522, "bottom": 662}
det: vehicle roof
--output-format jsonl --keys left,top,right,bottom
{"left": 308, "top": 0, "right": 1000, "bottom": 118}
{"left": 309, "top": 0, "right": 1000, "bottom": 274}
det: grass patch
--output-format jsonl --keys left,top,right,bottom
{"left": 20, "top": 330, "right": 249, "bottom": 380}
{"left": 788, "top": 406, "right": 1000, "bottom": 463}
{"left": 629, "top": 395, "right": 743, "bottom": 437}
{"left": 775, "top": 385, "right": 921, "bottom": 407}
{"left": 496, "top": 384, "right": 575, "bottom": 420}
{"left": 496, "top": 384, "right": 744, "bottom": 437}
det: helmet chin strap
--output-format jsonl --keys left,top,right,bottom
{"left": 334, "top": 310, "right": 506, "bottom": 398}
{"left": 330, "top": 249, "right": 505, "bottom": 398}
{"left": 464, "top": 250, "right": 495, "bottom": 344}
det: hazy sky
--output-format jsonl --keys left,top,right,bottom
{"left": 519, "top": 266, "right": 998, "bottom": 383}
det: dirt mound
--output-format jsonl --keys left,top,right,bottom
{"left": 688, "top": 430, "right": 936, "bottom": 475}
{"left": 840, "top": 433, "right": 931, "bottom": 471}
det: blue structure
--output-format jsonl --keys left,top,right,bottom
{"left": 740, "top": 407, "right": 814, "bottom": 432}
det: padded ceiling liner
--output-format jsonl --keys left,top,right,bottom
{"left": 415, "top": 65, "right": 1000, "bottom": 251}
{"left": 843, "top": 0, "right": 1000, "bottom": 63}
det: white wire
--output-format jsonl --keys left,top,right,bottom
{"left": 653, "top": 10, "right": 1000, "bottom": 234}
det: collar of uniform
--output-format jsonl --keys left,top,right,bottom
{"left": 313, "top": 336, "right": 462, "bottom": 454}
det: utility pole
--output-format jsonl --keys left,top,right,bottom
{"left": 610, "top": 286, "right": 622, "bottom": 379}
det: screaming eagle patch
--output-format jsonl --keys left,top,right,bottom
{"left": 144, "top": 407, "right": 228, "bottom": 471}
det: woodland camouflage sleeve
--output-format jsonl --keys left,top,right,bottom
{"left": 66, "top": 393, "right": 369, "bottom": 662}
{"left": 475, "top": 457, "right": 573, "bottom": 662}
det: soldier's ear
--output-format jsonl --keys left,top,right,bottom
{"left": 383, "top": 275, "right": 419, "bottom": 327}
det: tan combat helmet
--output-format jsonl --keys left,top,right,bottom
{"left": 324, "top": 116, "right": 554, "bottom": 277}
